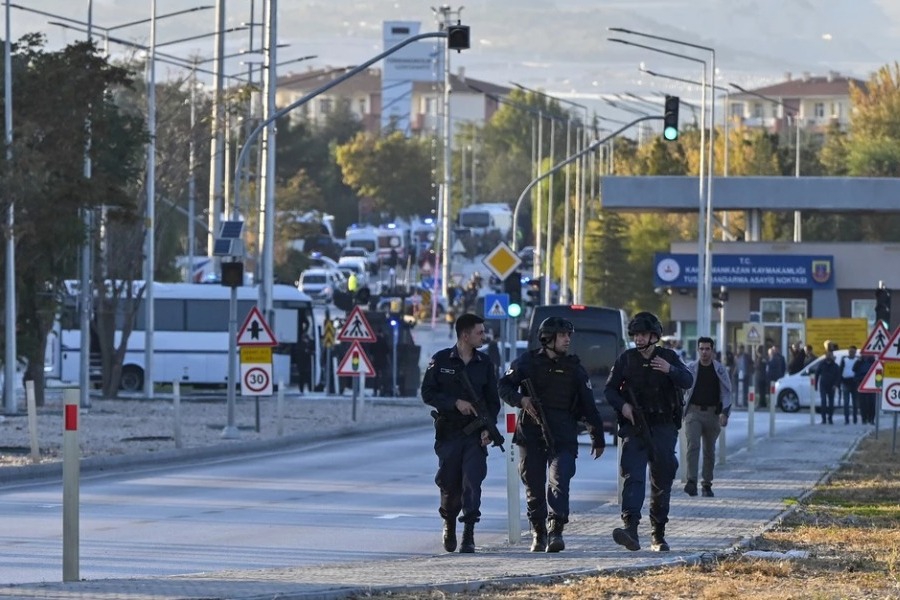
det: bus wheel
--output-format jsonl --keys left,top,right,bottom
{"left": 120, "top": 366, "right": 144, "bottom": 392}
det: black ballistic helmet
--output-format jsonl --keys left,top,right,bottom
{"left": 539, "top": 317, "right": 575, "bottom": 345}
{"left": 627, "top": 311, "right": 663, "bottom": 338}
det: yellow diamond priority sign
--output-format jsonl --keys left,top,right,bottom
{"left": 482, "top": 242, "right": 522, "bottom": 281}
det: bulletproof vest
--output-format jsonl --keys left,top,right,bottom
{"left": 529, "top": 352, "right": 579, "bottom": 411}
{"left": 622, "top": 348, "right": 676, "bottom": 416}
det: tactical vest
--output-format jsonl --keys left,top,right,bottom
{"left": 529, "top": 352, "right": 579, "bottom": 412}
{"left": 622, "top": 348, "right": 677, "bottom": 418}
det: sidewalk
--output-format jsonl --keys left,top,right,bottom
{"left": 0, "top": 421, "right": 871, "bottom": 600}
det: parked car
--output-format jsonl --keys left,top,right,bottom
{"left": 337, "top": 257, "right": 369, "bottom": 287}
{"left": 340, "top": 243, "right": 378, "bottom": 274}
{"left": 774, "top": 350, "right": 849, "bottom": 412}
{"left": 297, "top": 268, "right": 343, "bottom": 304}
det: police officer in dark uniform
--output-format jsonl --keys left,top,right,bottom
{"left": 421, "top": 313, "right": 501, "bottom": 554}
{"left": 604, "top": 311, "right": 692, "bottom": 552}
{"left": 498, "top": 317, "right": 605, "bottom": 553}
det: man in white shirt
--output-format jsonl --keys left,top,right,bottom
{"left": 839, "top": 345, "right": 859, "bottom": 424}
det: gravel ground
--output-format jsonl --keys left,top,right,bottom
{"left": 0, "top": 387, "right": 429, "bottom": 468}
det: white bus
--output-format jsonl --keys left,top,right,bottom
{"left": 46, "top": 282, "right": 320, "bottom": 392}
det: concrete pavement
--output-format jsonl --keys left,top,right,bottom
{"left": 0, "top": 417, "right": 873, "bottom": 600}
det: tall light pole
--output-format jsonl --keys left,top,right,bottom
{"left": 608, "top": 36, "right": 711, "bottom": 338}
{"left": 730, "top": 83, "right": 802, "bottom": 242}
{"left": 643, "top": 68, "right": 737, "bottom": 241}
{"left": 143, "top": 0, "right": 157, "bottom": 398}
{"left": 257, "top": 0, "right": 277, "bottom": 323}
{"left": 512, "top": 82, "right": 590, "bottom": 305}
{"left": 4, "top": 0, "right": 16, "bottom": 414}
{"left": 610, "top": 27, "right": 718, "bottom": 341}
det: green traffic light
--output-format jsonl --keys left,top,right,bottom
{"left": 508, "top": 303, "right": 522, "bottom": 318}
{"left": 663, "top": 126, "right": 678, "bottom": 141}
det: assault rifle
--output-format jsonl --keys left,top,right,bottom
{"left": 625, "top": 387, "right": 657, "bottom": 463}
{"left": 521, "top": 378, "right": 557, "bottom": 456}
{"left": 458, "top": 370, "right": 505, "bottom": 452}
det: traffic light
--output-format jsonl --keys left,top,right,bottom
{"left": 712, "top": 287, "right": 729, "bottom": 309}
{"left": 447, "top": 23, "right": 470, "bottom": 51}
{"left": 504, "top": 271, "right": 523, "bottom": 319}
{"left": 663, "top": 95, "right": 680, "bottom": 141}
{"left": 875, "top": 287, "right": 891, "bottom": 325}
{"left": 526, "top": 278, "right": 541, "bottom": 307}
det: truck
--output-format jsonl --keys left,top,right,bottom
{"left": 457, "top": 202, "right": 513, "bottom": 238}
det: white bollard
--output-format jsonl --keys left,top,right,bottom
{"left": 276, "top": 379, "right": 285, "bottom": 437}
{"left": 25, "top": 381, "right": 40, "bottom": 464}
{"left": 504, "top": 404, "right": 521, "bottom": 545}
{"left": 747, "top": 388, "right": 756, "bottom": 450}
{"left": 173, "top": 381, "right": 182, "bottom": 449}
{"left": 769, "top": 382, "right": 777, "bottom": 437}
{"left": 62, "top": 387, "right": 80, "bottom": 582}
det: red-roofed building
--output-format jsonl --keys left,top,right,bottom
{"left": 726, "top": 71, "right": 866, "bottom": 139}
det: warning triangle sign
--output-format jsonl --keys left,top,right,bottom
{"left": 879, "top": 326, "right": 900, "bottom": 362}
{"left": 862, "top": 321, "right": 890, "bottom": 356}
{"left": 858, "top": 360, "right": 883, "bottom": 393}
{"left": 237, "top": 306, "right": 278, "bottom": 346}
{"left": 337, "top": 306, "right": 377, "bottom": 343}
{"left": 336, "top": 341, "right": 376, "bottom": 377}
{"left": 488, "top": 299, "right": 506, "bottom": 317}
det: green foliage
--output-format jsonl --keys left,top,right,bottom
{"left": 334, "top": 131, "right": 435, "bottom": 218}
{"left": 0, "top": 36, "right": 145, "bottom": 399}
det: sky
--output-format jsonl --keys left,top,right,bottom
{"left": 7, "top": 1, "right": 900, "bottom": 120}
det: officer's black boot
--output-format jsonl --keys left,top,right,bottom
{"left": 546, "top": 519, "right": 565, "bottom": 553}
{"left": 459, "top": 522, "right": 476, "bottom": 553}
{"left": 650, "top": 524, "right": 670, "bottom": 552}
{"left": 612, "top": 518, "right": 641, "bottom": 551}
{"left": 442, "top": 519, "right": 457, "bottom": 553}
{"left": 530, "top": 521, "right": 548, "bottom": 552}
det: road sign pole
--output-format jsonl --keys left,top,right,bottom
{"left": 224, "top": 285, "right": 240, "bottom": 439}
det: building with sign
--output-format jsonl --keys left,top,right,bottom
{"left": 656, "top": 241, "right": 900, "bottom": 358}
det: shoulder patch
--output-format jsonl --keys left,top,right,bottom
{"left": 504, "top": 367, "right": 514, "bottom": 376}
{"left": 585, "top": 379, "right": 593, "bottom": 390}
{"left": 426, "top": 359, "right": 435, "bottom": 370}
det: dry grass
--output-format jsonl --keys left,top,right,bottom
{"left": 354, "top": 434, "right": 900, "bottom": 599}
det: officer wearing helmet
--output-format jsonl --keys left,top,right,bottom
{"left": 604, "top": 311, "right": 692, "bottom": 553}
{"left": 498, "top": 316, "right": 606, "bottom": 553}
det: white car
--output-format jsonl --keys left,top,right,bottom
{"left": 774, "top": 350, "right": 849, "bottom": 412}
{"left": 336, "top": 258, "right": 369, "bottom": 287}
{"left": 297, "top": 268, "right": 343, "bottom": 304}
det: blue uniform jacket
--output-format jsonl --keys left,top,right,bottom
{"left": 498, "top": 349, "right": 605, "bottom": 451}
{"left": 604, "top": 346, "right": 694, "bottom": 414}
{"left": 421, "top": 345, "right": 501, "bottom": 426}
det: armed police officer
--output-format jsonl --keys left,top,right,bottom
{"left": 498, "top": 317, "right": 605, "bottom": 553}
{"left": 421, "top": 313, "right": 502, "bottom": 554}
{"left": 604, "top": 312, "right": 692, "bottom": 552}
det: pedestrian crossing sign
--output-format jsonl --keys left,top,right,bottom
{"left": 337, "top": 306, "right": 377, "bottom": 343}
{"left": 861, "top": 321, "right": 890, "bottom": 356}
{"left": 877, "top": 326, "right": 900, "bottom": 362}
{"left": 483, "top": 293, "right": 509, "bottom": 320}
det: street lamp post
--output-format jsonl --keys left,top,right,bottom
{"left": 611, "top": 28, "right": 718, "bottom": 342}
{"left": 608, "top": 36, "right": 712, "bottom": 338}
{"left": 514, "top": 83, "right": 592, "bottom": 304}
{"left": 730, "top": 83, "right": 802, "bottom": 242}
{"left": 4, "top": 0, "right": 16, "bottom": 414}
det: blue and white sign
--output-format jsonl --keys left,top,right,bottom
{"left": 654, "top": 253, "right": 835, "bottom": 289}
{"left": 484, "top": 293, "right": 510, "bottom": 320}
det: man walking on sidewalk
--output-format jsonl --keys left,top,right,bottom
{"left": 683, "top": 337, "right": 732, "bottom": 498}
{"left": 604, "top": 312, "right": 693, "bottom": 553}
{"left": 421, "top": 313, "right": 501, "bottom": 553}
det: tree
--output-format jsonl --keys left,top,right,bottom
{"left": 335, "top": 131, "right": 434, "bottom": 218}
{"left": 0, "top": 35, "right": 146, "bottom": 404}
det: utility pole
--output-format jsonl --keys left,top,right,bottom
{"left": 207, "top": 0, "right": 226, "bottom": 261}
{"left": 433, "top": 4, "right": 462, "bottom": 300}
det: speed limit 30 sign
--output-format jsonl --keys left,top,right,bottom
{"left": 240, "top": 346, "right": 273, "bottom": 396}
{"left": 880, "top": 362, "right": 900, "bottom": 412}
